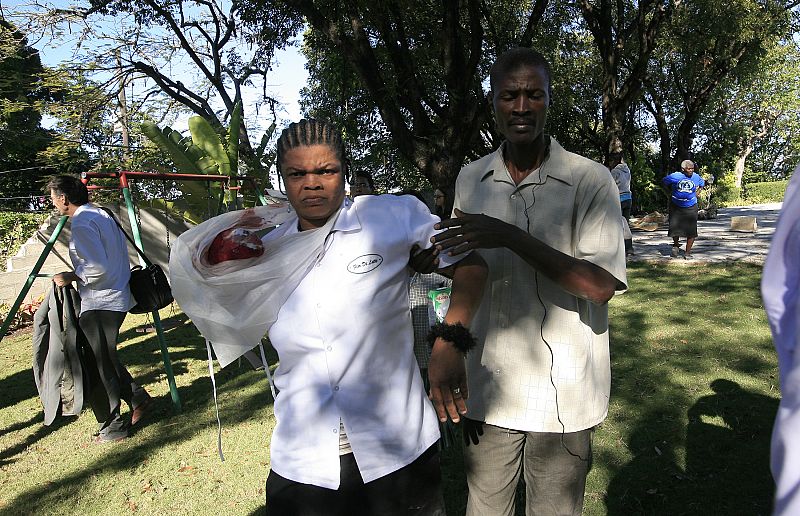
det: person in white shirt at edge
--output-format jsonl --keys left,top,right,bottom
{"left": 762, "top": 165, "right": 800, "bottom": 516}
{"left": 430, "top": 48, "right": 628, "bottom": 516}
{"left": 263, "top": 119, "right": 488, "bottom": 516}
{"left": 49, "top": 175, "right": 153, "bottom": 443}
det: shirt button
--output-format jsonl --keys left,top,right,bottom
{"left": 316, "top": 303, "right": 322, "bottom": 309}
{"left": 494, "top": 369, "right": 501, "bottom": 375}
{"left": 326, "top": 346, "right": 332, "bottom": 351}
{"left": 334, "top": 386, "right": 340, "bottom": 391}
{"left": 333, "top": 428, "right": 338, "bottom": 434}
{"left": 510, "top": 194, "right": 516, "bottom": 199}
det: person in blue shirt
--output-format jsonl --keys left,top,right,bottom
{"left": 662, "top": 160, "right": 705, "bottom": 259}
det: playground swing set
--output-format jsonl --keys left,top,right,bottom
{"left": 0, "top": 170, "right": 269, "bottom": 414}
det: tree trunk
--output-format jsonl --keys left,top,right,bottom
{"left": 604, "top": 106, "right": 625, "bottom": 157}
{"left": 653, "top": 106, "right": 671, "bottom": 176}
{"left": 732, "top": 145, "right": 753, "bottom": 189}
{"left": 674, "top": 110, "right": 701, "bottom": 169}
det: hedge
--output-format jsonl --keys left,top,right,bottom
{"left": 743, "top": 180, "right": 789, "bottom": 204}
{"left": 0, "top": 211, "right": 50, "bottom": 270}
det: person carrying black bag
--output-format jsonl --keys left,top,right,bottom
{"left": 48, "top": 175, "right": 153, "bottom": 443}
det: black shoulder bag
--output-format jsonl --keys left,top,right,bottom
{"left": 100, "top": 207, "right": 173, "bottom": 314}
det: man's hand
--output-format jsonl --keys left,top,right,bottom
{"left": 462, "top": 418, "right": 484, "bottom": 446}
{"left": 408, "top": 244, "right": 439, "bottom": 274}
{"left": 431, "top": 209, "right": 518, "bottom": 256}
{"left": 428, "top": 338, "right": 468, "bottom": 423}
{"left": 53, "top": 272, "right": 78, "bottom": 287}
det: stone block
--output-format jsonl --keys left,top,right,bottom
{"left": 730, "top": 216, "right": 757, "bottom": 232}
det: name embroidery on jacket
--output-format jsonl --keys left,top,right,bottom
{"left": 347, "top": 254, "right": 383, "bottom": 274}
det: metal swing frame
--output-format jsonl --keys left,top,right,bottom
{"left": 0, "top": 170, "right": 268, "bottom": 414}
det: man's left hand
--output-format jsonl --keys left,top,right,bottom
{"left": 428, "top": 338, "right": 468, "bottom": 423}
{"left": 53, "top": 272, "right": 78, "bottom": 287}
{"left": 431, "top": 209, "right": 517, "bottom": 256}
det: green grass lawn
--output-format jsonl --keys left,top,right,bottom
{"left": 0, "top": 261, "right": 778, "bottom": 515}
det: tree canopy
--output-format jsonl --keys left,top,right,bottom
{"left": 0, "top": 18, "right": 56, "bottom": 208}
{"left": 4, "top": 0, "right": 799, "bottom": 211}
{"left": 263, "top": 0, "right": 798, "bottom": 199}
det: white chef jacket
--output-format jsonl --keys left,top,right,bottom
{"left": 69, "top": 204, "right": 133, "bottom": 315}
{"left": 264, "top": 194, "right": 459, "bottom": 489}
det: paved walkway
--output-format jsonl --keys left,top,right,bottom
{"left": 627, "top": 203, "right": 783, "bottom": 264}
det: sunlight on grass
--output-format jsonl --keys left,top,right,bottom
{"left": 588, "top": 261, "right": 777, "bottom": 516}
{"left": 0, "top": 261, "right": 778, "bottom": 515}
{"left": 0, "top": 309, "right": 275, "bottom": 515}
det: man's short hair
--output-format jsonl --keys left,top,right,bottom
{"left": 490, "top": 47, "right": 553, "bottom": 94}
{"left": 681, "top": 159, "right": 695, "bottom": 170}
{"left": 608, "top": 152, "right": 623, "bottom": 168}
{"left": 46, "top": 175, "right": 89, "bottom": 206}
{"left": 353, "top": 172, "right": 374, "bottom": 190}
{"left": 276, "top": 119, "right": 347, "bottom": 177}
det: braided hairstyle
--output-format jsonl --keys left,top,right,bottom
{"left": 276, "top": 119, "right": 348, "bottom": 178}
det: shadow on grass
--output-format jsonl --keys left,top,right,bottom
{"left": 0, "top": 414, "right": 75, "bottom": 467}
{"left": 605, "top": 379, "right": 777, "bottom": 515}
{"left": 603, "top": 262, "right": 778, "bottom": 516}
{"left": 0, "top": 312, "right": 201, "bottom": 413}
{"left": 0, "top": 369, "right": 40, "bottom": 411}
{"left": 0, "top": 309, "right": 278, "bottom": 514}
{"left": 0, "top": 262, "right": 778, "bottom": 515}
{"left": 0, "top": 361, "right": 275, "bottom": 514}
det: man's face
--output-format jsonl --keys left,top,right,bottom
{"left": 682, "top": 164, "right": 695, "bottom": 177}
{"left": 280, "top": 144, "right": 346, "bottom": 231}
{"left": 492, "top": 64, "right": 550, "bottom": 147}
{"left": 50, "top": 190, "right": 68, "bottom": 215}
{"left": 351, "top": 176, "right": 373, "bottom": 197}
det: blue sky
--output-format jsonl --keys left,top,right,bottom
{"left": 4, "top": 0, "right": 309, "bottom": 131}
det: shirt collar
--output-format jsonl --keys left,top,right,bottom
{"left": 283, "top": 197, "right": 361, "bottom": 236}
{"left": 331, "top": 196, "right": 362, "bottom": 233}
{"left": 72, "top": 203, "right": 93, "bottom": 217}
{"left": 480, "top": 138, "right": 574, "bottom": 187}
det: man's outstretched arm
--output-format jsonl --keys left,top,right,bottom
{"left": 431, "top": 209, "right": 621, "bottom": 305}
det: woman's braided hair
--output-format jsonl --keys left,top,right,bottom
{"left": 276, "top": 119, "right": 347, "bottom": 177}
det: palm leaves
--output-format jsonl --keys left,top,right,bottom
{"left": 141, "top": 101, "right": 272, "bottom": 223}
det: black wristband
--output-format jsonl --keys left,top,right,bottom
{"left": 427, "top": 322, "right": 477, "bottom": 355}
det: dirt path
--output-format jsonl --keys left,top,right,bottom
{"left": 628, "top": 203, "right": 782, "bottom": 263}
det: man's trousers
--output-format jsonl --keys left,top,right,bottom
{"left": 79, "top": 310, "right": 146, "bottom": 439}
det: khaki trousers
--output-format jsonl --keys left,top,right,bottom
{"left": 463, "top": 419, "right": 593, "bottom": 516}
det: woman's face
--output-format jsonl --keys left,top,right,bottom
{"left": 280, "top": 144, "right": 346, "bottom": 231}
{"left": 434, "top": 189, "right": 445, "bottom": 207}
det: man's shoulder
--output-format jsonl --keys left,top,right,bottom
{"left": 72, "top": 203, "right": 105, "bottom": 224}
{"left": 459, "top": 152, "right": 497, "bottom": 181}
{"left": 552, "top": 142, "right": 613, "bottom": 187}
